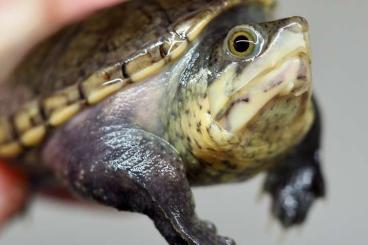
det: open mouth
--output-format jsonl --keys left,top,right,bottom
{"left": 216, "top": 54, "right": 311, "bottom": 132}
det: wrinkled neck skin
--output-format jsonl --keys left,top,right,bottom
{"left": 163, "top": 5, "right": 314, "bottom": 185}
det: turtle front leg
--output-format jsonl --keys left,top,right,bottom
{"left": 263, "top": 100, "right": 326, "bottom": 227}
{"left": 43, "top": 123, "right": 234, "bottom": 245}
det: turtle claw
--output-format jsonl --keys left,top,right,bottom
{"left": 271, "top": 184, "right": 313, "bottom": 227}
{"left": 264, "top": 164, "right": 325, "bottom": 228}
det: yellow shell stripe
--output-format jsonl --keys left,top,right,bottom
{"left": 0, "top": 0, "right": 273, "bottom": 158}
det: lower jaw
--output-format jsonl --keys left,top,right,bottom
{"left": 193, "top": 93, "right": 313, "bottom": 177}
{"left": 239, "top": 92, "right": 313, "bottom": 160}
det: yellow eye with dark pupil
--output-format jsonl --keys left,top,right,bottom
{"left": 228, "top": 31, "right": 256, "bottom": 58}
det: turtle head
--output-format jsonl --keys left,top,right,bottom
{"left": 205, "top": 16, "right": 314, "bottom": 167}
{"left": 168, "top": 16, "right": 315, "bottom": 175}
{"left": 174, "top": 17, "right": 314, "bottom": 173}
{"left": 208, "top": 16, "right": 312, "bottom": 133}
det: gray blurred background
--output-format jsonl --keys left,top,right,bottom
{"left": 2, "top": 0, "right": 367, "bottom": 244}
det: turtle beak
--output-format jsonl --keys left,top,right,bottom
{"left": 279, "top": 17, "right": 312, "bottom": 97}
{"left": 272, "top": 16, "right": 312, "bottom": 97}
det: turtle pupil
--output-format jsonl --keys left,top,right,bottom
{"left": 233, "top": 35, "right": 250, "bottom": 53}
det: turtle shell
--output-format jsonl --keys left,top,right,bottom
{"left": 0, "top": 0, "right": 272, "bottom": 158}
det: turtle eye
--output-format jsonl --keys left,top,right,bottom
{"left": 225, "top": 26, "right": 264, "bottom": 60}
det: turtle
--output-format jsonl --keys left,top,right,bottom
{"left": 0, "top": 0, "right": 326, "bottom": 244}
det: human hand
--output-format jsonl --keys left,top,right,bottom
{"left": 0, "top": 0, "right": 124, "bottom": 230}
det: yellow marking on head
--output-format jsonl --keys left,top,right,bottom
{"left": 208, "top": 64, "right": 237, "bottom": 116}
{"left": 222, "top": 56, "right": 304, "bottom": 132}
